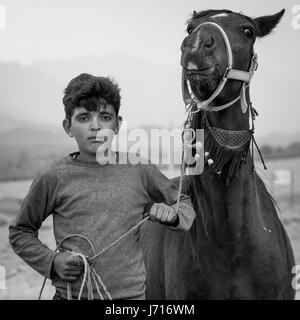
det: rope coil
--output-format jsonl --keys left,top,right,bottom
{"left": 38, "top": 216, "right": 150, "bottom": 300}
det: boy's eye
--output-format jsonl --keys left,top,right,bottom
{"left": 79, "top": 116, "right": 90, "bottom": 122}
{"left": 102, "top": 115, "right": 112, "bottom": 121}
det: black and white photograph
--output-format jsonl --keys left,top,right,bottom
{"left": 0, "top": 0, "right": 299, "bottom": 303}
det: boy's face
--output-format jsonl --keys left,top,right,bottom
{"left": 63, "top": 101, "right": 122, "bottom": 161}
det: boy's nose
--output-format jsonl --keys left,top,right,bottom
{"left": 91, "top": 117, "right": 101, "bottom": 131}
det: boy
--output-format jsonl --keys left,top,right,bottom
{"left": 9, "top": 73, "right": 196, "bottom": 300}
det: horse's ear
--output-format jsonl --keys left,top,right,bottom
{"left": 254, "top": 9, "right": 285, "bottom": 37}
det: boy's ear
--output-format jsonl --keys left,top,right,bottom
{"left": 62, "top": 119, "right": 74, "bottom": 137}
{"left": 115, "top": 116, "right": 123, "bottom": 134}
{"left": 254, "top": 9, "right": 285, "bottom": 38}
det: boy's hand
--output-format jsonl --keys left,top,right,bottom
{"left": 52, "top": 251, "right": 83, "bottom": 282}
{"left": 149, "top": 203, "right": 179, "bottom": 226}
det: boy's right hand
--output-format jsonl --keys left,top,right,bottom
{"left": 52, "top": 251, "right": 83, "bottom": 282}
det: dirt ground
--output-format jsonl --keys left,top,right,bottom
{"left": 0, "top": 197, "right": 299, "bottom": 300}
{"left": 0, "top": 209, "right": 56, "bottom": 300}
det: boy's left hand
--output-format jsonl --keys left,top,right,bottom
{"left": 149, "top": 203, "right": 178, "bottom": 226}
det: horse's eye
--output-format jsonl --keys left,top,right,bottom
{"left": 242, "top": 27, "right": 254, "bottom": 38}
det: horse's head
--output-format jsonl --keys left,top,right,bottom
{"left": 181, "top": 9, "right": 284, "bottom": 116}
{"left": 181, "top": 9, "right": 285, "bottom": 183}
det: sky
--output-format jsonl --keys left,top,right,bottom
{"left": 0, "top": 0, "right": 299, "bottom": 136}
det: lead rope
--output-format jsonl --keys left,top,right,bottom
{"left": 175, "top": 154, "right": 186, "bottom": 215}
{"left": 175, "top": 107, "right": 198, "bottom": 214}
{"left": 38, "top": 216, "right": 150, "bottom": 300}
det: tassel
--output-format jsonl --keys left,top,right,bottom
{"left": 196, "top": 108, "right": 266, "bottom": 184}
{"left": 204, "top": 125, "right": 252, "bottom": 184}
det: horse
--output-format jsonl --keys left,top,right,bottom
{"left": 140, "top": 9, "right": 296, "bottom": 299}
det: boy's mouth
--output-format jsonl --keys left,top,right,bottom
{"left": 88, "top": 130, "right": 115, "bottom": 144}
{"left": 88, "top": 134, "right": 107, "bottom": 143}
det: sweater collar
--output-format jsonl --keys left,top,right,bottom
{"left": 66, "top": 151, "right": 120, "bottom": 168}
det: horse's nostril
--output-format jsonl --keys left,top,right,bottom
{"left": 182, "top": 37, "right": 189, "bottom": 50}
{"left": 204, "top": 36, "right": 214, "bottom": 49}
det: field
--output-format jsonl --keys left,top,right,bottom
{"left": 0, "top": 157, "right": 299, "bottom": 300}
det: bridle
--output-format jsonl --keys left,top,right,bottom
{"left": 180, "top": 20, "right": 266, "bottom": 184}
{"left": 182, "top": 21, "right": 258, "bottom": 114}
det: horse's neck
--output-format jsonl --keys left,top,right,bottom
{"left": 191, "top": 96, "right": 265, "bottom": 240}
{"left": 191, "top": 161, "right": 262, "bottom": 243}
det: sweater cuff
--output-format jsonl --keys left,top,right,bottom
{"left": 168, "top": 200, "right": 196, "bottom": 231}
{"left": 47, "top": 251, "right": 60, "bottom": 280}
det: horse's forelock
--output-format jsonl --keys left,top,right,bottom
{"left": 187, "top": 9, "right": 233, "bottom": 24}
{"left": 187, "top": 9, "right": 261, "bottom": 38}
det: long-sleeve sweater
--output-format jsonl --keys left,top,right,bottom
{"left": 9, "top": 151, "right": 196, "bottom": 299}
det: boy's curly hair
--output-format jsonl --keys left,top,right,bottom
{"left": 63, "top": 73, "right": 121, "bottom": 121}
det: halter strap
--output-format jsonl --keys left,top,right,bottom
{"left": 182, "top": 21, "right": 258, "bottom": 113}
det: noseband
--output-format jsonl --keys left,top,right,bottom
{"left": 182, "top": 21, "right": 258, "bottom": 113}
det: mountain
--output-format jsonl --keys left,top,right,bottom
{"left": 33, "top": 53, "right": 184, "bottom": 127}
{"left": 0, "top": 123, "right": 299, "bottom": 149}
{"left": 0, "top": 53, "right": 298, "bottom": 180}
{"left": 0, "top": 62, "right": 63, "bottom": 126}
{"left": 0, "top": 114, "right": 27, "bottom": 133}
{"left": 0, "top": 53, "right": 185, "bottom": 131}
{"left": 0, "top": 52, "right": 299, "bottom": 149}
{"left": 0, "top": 125, "right": 73, "bottom": 147}
{"left": 0, "top": 121, "right": 298, "bottom": 181}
